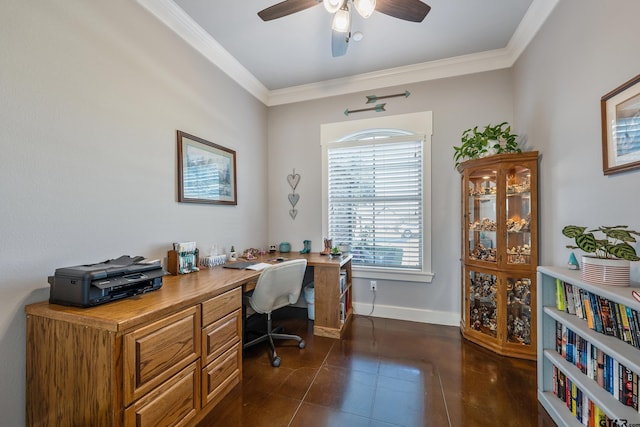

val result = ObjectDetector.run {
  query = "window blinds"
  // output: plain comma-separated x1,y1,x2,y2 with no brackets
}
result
327,136,423,269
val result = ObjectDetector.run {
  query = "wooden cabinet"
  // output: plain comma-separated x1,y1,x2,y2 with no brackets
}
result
26,273,244,427
537,267,640,426
25,253,351,426
313,255,353,339
124,306,200,405
199,289,242,409
458,151,539,360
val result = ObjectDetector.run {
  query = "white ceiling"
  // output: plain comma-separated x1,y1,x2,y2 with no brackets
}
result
136,0,558,105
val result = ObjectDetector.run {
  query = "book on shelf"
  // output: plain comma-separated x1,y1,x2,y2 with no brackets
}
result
553,320,640,411
599,297,615,336
552,363,629,426
556,279,566,311
555,280,640,352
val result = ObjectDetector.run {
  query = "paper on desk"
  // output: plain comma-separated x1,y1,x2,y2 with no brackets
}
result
246,263,272,271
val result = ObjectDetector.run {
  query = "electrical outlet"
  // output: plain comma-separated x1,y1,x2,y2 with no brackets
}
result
370,280,377,291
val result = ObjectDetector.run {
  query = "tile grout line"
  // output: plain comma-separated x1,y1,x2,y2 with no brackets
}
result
436,368,453,427
287,340,336,427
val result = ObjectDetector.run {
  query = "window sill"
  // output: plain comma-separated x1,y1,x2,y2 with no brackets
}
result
352,266,434,283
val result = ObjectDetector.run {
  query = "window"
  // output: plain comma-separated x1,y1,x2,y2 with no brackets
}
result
321,112,433,283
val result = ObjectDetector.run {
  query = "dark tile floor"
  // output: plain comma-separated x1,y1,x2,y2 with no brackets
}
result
199,308,557,427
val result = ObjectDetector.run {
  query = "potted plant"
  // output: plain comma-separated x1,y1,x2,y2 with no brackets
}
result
562,225,640,286
453,122,521,167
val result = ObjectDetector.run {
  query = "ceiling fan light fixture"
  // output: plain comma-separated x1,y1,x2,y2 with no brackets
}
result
332,5,351,33
354,0,376,19
324,0,342,14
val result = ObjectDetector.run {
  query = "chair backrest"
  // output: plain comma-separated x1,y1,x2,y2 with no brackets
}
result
248,259,307,314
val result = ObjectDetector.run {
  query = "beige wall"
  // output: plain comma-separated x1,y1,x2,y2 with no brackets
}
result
266,69,515,324
0,1,267,424
513,0,640,278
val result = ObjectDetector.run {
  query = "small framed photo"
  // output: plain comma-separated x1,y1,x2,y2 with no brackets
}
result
601,73,640,175
177,130,237,205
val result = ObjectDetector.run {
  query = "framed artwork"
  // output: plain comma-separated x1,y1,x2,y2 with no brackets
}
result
601,73,640,175
177,130,237,205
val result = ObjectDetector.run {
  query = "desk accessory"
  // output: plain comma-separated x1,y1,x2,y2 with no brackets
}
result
279,242,291,253
321,238,332,255
200,245,227,268
300,240,311,254
168,241,199,275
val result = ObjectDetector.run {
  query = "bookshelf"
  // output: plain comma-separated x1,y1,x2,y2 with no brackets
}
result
537,266,640,426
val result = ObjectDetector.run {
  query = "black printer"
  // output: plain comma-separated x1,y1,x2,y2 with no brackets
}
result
48,255,166,307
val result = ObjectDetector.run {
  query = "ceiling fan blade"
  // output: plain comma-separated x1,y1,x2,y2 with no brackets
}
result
258,0,320,21
331,30,349,57
376,0,431,23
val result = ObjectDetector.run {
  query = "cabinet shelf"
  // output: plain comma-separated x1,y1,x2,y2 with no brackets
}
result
538,391,584,427
538,266,640,426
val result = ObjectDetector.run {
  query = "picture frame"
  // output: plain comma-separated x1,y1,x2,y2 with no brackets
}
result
601,73,640,175
177,130,237,205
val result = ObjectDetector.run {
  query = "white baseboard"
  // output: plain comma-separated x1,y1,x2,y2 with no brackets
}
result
352,302,459,326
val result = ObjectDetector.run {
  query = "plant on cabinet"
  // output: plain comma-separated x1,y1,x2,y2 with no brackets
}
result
453,122,520,167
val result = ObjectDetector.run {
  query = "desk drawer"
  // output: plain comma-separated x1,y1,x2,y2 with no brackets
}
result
202,309,241,365
124,306,200,405
124,361,200,427
202,287,241,327
201,343,241,408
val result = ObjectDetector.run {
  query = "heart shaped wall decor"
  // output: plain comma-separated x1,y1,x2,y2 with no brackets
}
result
287,172,300,190
288,193,300,207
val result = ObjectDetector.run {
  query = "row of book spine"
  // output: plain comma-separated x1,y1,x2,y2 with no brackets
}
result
556,279,640,348
556,321,638,411
552,365,619,427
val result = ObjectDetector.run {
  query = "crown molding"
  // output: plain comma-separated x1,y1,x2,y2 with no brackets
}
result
267,48,514,106
135,0,270,104
137,0,558,107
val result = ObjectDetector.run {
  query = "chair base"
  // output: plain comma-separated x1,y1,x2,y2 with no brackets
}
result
243,312,305,367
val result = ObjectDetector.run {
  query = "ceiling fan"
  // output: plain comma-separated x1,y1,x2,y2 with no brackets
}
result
257,0,431,57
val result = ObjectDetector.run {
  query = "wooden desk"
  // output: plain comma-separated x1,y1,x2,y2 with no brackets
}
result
253,252,353,339
24,253,352,427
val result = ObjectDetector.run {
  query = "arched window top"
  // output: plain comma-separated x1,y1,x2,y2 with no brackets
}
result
337,128,416,143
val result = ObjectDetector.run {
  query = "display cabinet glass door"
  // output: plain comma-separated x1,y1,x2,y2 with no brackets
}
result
468,269,497,338
505,165,532,266
505,274,533,347
467,168,497,263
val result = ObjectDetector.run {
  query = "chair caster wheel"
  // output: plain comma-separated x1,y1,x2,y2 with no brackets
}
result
298,340,306,349
271,356,281,367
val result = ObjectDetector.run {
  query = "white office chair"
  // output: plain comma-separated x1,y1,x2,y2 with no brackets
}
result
243,259,307,367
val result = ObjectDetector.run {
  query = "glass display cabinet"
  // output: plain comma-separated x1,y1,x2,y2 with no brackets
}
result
458,151,539,360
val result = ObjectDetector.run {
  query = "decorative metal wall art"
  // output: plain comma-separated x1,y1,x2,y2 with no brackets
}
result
365,90,411,104
343,89,410,116
344,104,386,116
287,169,300,219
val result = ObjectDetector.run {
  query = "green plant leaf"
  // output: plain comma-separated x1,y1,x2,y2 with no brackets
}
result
575,233,597,253
562,225,587,238
604,228,637,243
609,243,640,261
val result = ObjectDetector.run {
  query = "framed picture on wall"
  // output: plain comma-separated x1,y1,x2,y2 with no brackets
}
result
177,130,237,205
601,73,640,175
